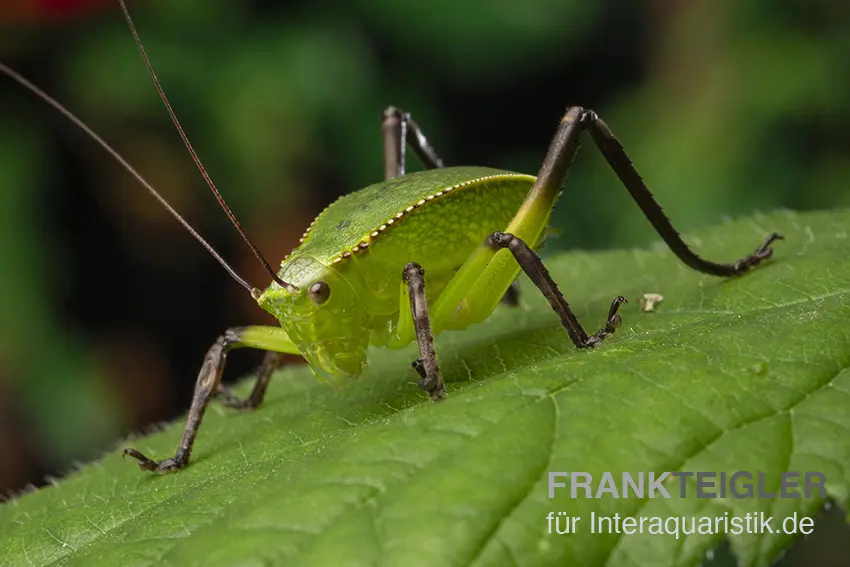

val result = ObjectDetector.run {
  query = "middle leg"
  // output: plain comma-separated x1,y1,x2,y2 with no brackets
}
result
488,232,627,348
403,262,446,401
382,106,445,179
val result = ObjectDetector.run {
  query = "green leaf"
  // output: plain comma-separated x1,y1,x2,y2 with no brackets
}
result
2,209,848,567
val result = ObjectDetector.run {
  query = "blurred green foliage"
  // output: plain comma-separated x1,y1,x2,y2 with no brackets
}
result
0,0,848,504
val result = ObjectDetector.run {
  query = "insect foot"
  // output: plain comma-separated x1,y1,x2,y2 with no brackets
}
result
122,448,187,473
732,232,784,274
411,358,446,400
215,387,257,410
583,296,628,348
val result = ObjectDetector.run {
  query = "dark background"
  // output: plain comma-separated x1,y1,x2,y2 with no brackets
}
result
0,0,848,563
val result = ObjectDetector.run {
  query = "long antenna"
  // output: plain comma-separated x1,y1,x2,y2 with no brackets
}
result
0,61,258,294
117,0,295,293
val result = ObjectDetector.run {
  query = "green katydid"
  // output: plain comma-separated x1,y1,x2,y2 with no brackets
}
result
1,0,783,474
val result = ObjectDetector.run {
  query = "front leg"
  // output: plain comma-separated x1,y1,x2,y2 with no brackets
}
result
488,232,627,348
216,351,286,410
123,330,237,473
123,325,300,473
403,262,446,400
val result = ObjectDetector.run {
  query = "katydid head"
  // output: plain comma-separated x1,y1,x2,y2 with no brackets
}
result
257,255,369,382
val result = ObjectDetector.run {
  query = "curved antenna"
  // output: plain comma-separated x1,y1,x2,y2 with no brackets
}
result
0,61,258,295
117,0,296,293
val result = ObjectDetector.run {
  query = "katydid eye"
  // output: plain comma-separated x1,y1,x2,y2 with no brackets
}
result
308,281,330,304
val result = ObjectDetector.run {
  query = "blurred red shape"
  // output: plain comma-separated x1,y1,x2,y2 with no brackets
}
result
1,0,113,24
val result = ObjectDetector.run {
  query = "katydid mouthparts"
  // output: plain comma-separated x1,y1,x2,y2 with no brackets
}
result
0,0,783,474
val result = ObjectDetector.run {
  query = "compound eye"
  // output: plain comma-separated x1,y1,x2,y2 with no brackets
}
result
308,281,330,305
